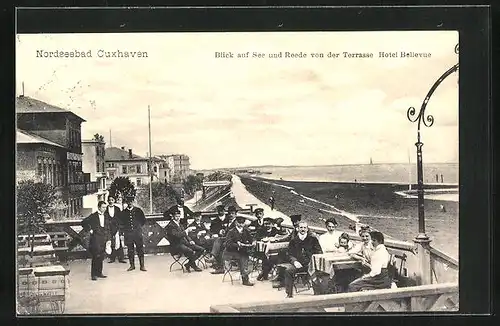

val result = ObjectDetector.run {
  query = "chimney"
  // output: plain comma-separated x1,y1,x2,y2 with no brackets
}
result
121,146,125,150
128,149,133,158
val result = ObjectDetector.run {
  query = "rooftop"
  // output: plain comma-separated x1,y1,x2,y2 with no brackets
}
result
16,129,66,149
63,254,294,314
16,96,86,122
105,147,147,162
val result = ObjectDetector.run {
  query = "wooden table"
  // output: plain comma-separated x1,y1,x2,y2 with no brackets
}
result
310,253,362,276
256,240,289,257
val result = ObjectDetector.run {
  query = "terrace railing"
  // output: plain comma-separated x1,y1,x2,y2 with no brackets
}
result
210,282,458,313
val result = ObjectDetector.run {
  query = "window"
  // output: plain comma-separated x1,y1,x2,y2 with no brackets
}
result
96,147,99,157
154,166,157,173
122,166,127,174
164,171,167,177
136,178,142,186
136,165,142,174
96,161,100,172
109,171,115,179
102,162,105,172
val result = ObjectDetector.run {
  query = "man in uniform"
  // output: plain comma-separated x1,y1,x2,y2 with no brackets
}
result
105,195,126,264
82,201,111,281
223,215,256,286
119,196,147,272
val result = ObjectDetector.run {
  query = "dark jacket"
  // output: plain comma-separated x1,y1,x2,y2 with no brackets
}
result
224,227,254,255
288,232,323,266
165,220,193,248
164,205,195,228
118,206,146,233
105,205,122,236
210,216,230,236
82,212,112,255
188,221,215,245
255,227,279,240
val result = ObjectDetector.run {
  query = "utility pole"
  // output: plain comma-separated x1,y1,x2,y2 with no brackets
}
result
148,105,153,214
109,129,112,148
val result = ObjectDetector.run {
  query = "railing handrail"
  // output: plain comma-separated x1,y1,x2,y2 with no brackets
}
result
429,246,458,270
210,282,458,313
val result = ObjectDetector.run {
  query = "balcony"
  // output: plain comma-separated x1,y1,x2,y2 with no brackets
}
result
69,181,99,197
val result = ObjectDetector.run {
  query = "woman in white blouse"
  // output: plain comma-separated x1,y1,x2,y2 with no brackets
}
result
318,218,343,253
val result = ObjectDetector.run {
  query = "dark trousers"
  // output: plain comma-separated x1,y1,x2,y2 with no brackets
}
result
284,264,309,296
223,250,250,280
124,230,144,261
257,253,276,277
197,237,216,252
91,252,104,278
348,269,391,292
173,243,204,265
108,235,125,262
211,237,226,268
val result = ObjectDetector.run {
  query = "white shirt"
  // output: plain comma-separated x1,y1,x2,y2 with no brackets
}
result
297,232,307,241
350,242,374,261
178,206,185,220
368,244,390,277
108,206,116,217
98,213,105,227
319,231,343,253
236,226,244,234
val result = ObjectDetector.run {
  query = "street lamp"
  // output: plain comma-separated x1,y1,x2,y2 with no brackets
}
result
406,44,459,284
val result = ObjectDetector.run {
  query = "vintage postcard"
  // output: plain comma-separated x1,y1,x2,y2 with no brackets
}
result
16,31,459,314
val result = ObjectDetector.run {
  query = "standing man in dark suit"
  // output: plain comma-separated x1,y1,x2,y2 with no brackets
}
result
82,201,112,281
164,195,196,228
223,215,256,286
283,221,323,298
209,205,230,274
119,196,147,272
166,209,204,272
105,195,126,264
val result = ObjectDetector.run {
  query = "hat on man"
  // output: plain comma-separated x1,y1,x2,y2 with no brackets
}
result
201,215,212,223
171,208,181,215
227,205,237,213
216,204,225,213
124,196,135,203
325,217,338,226
254,208,264,214
263,217,274,224
235,215,246,223
290,214,302,223
193,211,202,217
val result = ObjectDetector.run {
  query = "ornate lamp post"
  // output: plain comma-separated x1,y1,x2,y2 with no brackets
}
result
407,44,459,284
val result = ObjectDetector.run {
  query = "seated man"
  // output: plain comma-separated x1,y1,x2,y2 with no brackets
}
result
191,215,217,252
165,209,204,272
164,195,195,228
223,215,256,286
255,217,280,281
226,205,238,230
209,205,231,274
273,217,291,237
248,208,265,236
283,221,323,298
348,231,391,292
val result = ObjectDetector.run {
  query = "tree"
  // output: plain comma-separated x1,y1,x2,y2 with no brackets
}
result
17,180,66,262
109,177,136,200
136,182,178,214
93,133,104,142
182,174,203,197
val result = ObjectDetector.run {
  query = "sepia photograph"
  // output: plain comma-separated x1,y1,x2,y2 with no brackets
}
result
16,30,459,314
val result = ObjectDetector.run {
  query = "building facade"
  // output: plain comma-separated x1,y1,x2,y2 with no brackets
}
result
106,147,154,188
82,138,108,214
16,96,98,218
157,154,191,182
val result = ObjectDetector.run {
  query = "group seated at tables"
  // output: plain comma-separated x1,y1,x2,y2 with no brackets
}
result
161,203,395,293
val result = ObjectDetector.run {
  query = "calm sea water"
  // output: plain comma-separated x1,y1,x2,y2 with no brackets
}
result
249,163,459,258
257,163,459,185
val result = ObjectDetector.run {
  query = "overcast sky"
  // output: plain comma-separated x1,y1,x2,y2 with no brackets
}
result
16,31,458,170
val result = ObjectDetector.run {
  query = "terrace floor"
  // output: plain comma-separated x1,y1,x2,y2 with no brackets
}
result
64,254,313,314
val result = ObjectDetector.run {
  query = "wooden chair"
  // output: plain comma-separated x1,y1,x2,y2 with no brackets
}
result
222,257,241,285
293,271,312,294
169,251,189,273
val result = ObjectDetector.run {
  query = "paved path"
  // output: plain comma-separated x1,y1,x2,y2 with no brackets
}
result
64,255,301,314
230,175,292,225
